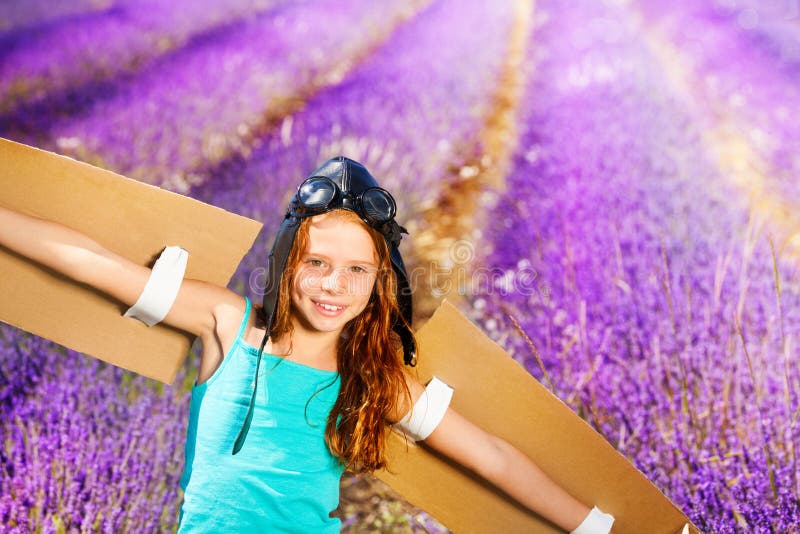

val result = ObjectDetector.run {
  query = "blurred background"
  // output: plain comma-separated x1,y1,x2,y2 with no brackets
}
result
1,0,799,531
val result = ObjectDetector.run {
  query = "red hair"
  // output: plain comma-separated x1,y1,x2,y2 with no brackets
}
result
266,209,414,472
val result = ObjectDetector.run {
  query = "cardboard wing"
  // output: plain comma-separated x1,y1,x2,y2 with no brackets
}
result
377,300,700,534
0,138,263,384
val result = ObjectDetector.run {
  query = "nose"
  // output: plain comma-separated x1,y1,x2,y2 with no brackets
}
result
321,267,346,294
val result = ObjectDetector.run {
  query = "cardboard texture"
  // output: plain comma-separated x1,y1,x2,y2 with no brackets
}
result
0,138,262,384
377,300,700,534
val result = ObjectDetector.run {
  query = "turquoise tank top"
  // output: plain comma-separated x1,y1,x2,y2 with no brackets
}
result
178,297,344,533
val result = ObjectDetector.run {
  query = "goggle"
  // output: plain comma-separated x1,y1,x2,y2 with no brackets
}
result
290,176,397,227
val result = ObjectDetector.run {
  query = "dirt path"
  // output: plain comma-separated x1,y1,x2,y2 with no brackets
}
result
408,0,535,323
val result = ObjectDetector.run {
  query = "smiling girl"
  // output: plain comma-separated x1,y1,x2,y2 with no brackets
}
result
0,157,615,533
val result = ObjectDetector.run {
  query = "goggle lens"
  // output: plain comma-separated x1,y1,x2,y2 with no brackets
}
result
298,178,336,209
361,188,395,223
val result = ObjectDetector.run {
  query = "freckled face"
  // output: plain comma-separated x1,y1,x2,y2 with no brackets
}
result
290,213,379,335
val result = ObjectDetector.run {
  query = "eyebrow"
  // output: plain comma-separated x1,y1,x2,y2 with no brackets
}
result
304,252,377,266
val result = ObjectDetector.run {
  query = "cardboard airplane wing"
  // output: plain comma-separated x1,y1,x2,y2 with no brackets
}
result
377,300,699,534
0,138,263,384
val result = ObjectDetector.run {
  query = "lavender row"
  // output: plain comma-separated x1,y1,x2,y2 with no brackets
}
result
470,0,799,531
0,0,114,33
0,0,285,114
2,0,422,187
637,0,800,207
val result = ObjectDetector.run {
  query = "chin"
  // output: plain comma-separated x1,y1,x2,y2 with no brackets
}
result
306,315,349,333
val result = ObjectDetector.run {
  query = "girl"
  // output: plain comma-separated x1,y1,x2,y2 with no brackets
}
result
0,156,615,533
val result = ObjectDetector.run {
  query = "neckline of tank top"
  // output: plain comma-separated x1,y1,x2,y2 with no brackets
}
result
237,338,339,375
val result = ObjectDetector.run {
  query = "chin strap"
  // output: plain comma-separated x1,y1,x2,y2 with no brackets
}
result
232,332,268,455
390,244,416,366
397,324,417,366
233,215,299,455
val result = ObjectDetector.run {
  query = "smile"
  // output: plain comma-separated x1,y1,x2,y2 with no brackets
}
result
312,300,346,313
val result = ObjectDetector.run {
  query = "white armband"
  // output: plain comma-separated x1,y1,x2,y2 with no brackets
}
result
570,506,615,534
393,376,453,442
123,246,188,327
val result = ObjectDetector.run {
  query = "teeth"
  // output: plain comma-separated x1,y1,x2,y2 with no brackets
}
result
316,301,343,311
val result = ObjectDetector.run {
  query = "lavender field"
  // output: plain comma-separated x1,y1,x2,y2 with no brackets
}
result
1,0,798,532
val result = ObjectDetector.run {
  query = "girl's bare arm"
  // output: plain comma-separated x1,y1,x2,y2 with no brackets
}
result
421,405,594,531
389,376,603,531
0,206,241,337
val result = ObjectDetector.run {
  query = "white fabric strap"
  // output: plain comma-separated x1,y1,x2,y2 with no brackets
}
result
123,246,188,327
393,376,454,442
570,506,615,534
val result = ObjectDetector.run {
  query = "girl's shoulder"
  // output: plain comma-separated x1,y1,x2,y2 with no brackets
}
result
209,294,267,347
386,372,427,424
167,279,242,337
196,293,264,385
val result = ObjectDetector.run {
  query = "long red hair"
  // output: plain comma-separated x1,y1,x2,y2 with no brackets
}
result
265,209,414,472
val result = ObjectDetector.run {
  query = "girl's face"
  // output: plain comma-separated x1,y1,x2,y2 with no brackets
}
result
290,212,379,335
